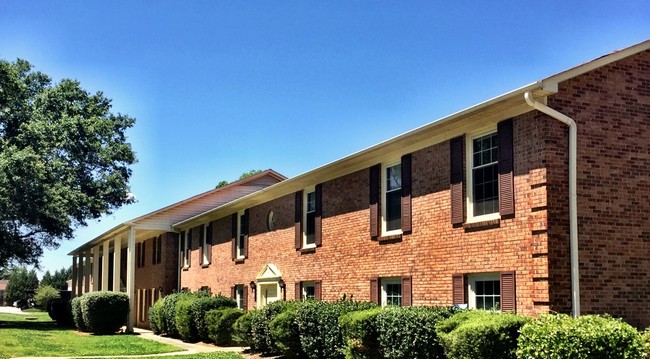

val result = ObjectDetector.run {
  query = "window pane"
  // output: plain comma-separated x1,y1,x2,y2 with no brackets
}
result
307,192,316,213
386,190,401,231
304,285,315,300
387,165,401,191
306,212,316,245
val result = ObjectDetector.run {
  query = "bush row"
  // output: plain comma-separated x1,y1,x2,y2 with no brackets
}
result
148,290,239,343
238,301,648,359
71,291,129,334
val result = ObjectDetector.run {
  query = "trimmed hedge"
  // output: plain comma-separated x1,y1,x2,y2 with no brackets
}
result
232,311,254,345
296,299,378,359
339,307,382,359
250,300,296,354
149,298,164,334
269,302,304,359
206,308,245,345
160,291,192,337
47,297,74,327
517,314,645,359
437,310,528,359
377,306,458,359
80,291,129,334
71,296,88,332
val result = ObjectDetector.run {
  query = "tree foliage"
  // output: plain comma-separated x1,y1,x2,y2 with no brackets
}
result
40,266,72,290
0,58,137,267
215,169,262,188
4,266,39,304
34,284,60,307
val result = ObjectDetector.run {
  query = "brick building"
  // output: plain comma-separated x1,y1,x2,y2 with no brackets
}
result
71,40,650,329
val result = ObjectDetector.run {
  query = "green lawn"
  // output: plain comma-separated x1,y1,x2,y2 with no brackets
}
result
0,311,182,359
106,354,243,359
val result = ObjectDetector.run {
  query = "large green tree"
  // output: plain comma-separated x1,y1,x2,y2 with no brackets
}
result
0,59,137,267
4,267,39,305
40,266,72,290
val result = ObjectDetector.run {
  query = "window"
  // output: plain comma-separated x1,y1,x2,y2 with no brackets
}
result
201,224,211,266
235,285,245,309
468,273,500,310
383,163,402,233
381,278,402,307
237,211,247,259
304,189,316,247
295,280,322,301
152,235,162,265
136,242,146,268
471,132,499,217
180,230,190,268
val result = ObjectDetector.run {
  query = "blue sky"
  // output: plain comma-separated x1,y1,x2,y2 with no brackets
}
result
1,1,648,276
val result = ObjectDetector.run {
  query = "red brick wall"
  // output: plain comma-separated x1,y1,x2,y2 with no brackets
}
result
179,49,650,327
546,49,650,328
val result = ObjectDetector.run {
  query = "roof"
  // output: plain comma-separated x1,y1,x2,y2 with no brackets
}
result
69,169,286,255
173,39,650,229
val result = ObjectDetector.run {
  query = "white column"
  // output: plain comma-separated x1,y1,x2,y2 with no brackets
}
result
113,237,122,292
76,255,83,297
71,255,78,297
126,227,136,332
92,245,100,291
102,240,110,291
84,252,91,293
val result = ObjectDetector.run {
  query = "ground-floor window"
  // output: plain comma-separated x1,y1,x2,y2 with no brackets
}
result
468,273,501,310
381,278,402,307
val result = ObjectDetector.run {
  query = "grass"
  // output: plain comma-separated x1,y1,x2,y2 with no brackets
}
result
0,311,182,359
105,354,243,359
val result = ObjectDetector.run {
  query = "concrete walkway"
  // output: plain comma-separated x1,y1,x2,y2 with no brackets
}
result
0,305,30,315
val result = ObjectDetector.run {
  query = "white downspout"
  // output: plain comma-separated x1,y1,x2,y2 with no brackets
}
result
524,91,580,317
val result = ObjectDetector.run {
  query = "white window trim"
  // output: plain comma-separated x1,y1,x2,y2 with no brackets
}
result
381,161,403,236
380,277,401,307
302,281,315,300
236,210,246,259
303,187,317,249
201,224,211,266
235,284,245,309
466,128,501,223
468,272,500,310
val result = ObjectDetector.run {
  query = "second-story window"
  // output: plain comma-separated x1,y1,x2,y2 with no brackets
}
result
201,224,211,266
304,189,316,247
471,132,499,218
237,211,247,259
383,163,402,233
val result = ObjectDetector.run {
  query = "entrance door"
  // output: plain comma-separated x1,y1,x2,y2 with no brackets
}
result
260,283,279,306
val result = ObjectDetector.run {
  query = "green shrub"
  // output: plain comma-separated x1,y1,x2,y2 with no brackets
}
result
195,295,237,341
250,300,297,354
160,291,191,337
296,298,378,359
642,328,650,358
149,298,164,334
269,302,304,359
48,297,74,327
206,308,245,345
436,310,528,359
80,291,129,334
377,306,459,359
175,297,197,342
339,307,383,359
34,285,60,308
517,314,645,359
71,296,88,332
233,311,254,345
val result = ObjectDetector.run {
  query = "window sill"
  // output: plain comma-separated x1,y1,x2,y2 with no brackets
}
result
463,219,500,232
201,263,210,268
300,247,316,255
378,234,402,244
182,266,190,271
234,258,245,264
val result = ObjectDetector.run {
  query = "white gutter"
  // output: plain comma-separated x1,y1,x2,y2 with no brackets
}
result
524,90,580,317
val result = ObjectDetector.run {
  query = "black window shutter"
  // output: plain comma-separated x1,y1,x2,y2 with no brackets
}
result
295,191,303,250
370,277,379,304
199,224,204,263
136,243,141,268
186,230,191,267
295,282,302,301
500,271,516,313
231,214,237,260
314,184,323,246
179,231,185,268
369,164,381,239
450,136,465,225
157,235,162,264
401,154,412,233
498,119,515,216
141,240,146,267
243,209,250,259
206,222,213,245
452,274,466,305
401,276,412,306
315,280,322,301
151,237,157,265
231,286,236,300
